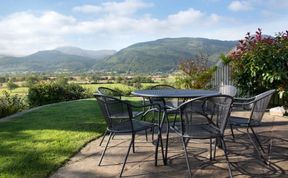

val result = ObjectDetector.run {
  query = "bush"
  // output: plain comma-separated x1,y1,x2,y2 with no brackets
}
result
228,29,288,96
28,81,88,107
7,80,19,90
0,91,26,118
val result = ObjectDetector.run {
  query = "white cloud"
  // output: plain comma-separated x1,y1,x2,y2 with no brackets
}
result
73,0,153,16
167,8,203,26
0,11,75,55
228,1,253,11
0,7,224,56
73,5,102,14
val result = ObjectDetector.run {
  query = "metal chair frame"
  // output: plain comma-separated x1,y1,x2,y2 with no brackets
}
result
229,89,275,164
157,94,234,178
94,94,162,177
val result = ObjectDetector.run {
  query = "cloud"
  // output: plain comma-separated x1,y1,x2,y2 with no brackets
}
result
228,1,253,11
73,5,102,14
0,11,75,55
73,0,153,16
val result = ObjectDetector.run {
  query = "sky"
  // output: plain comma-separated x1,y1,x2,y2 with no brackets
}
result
0,0,287,56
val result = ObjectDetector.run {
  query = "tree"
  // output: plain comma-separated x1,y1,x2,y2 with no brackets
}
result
175,55,216,89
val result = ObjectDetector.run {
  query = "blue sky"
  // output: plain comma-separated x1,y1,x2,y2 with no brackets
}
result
0,0,287,56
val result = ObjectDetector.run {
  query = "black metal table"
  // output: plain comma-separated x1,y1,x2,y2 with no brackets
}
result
132,89,219,98
132,89,220,165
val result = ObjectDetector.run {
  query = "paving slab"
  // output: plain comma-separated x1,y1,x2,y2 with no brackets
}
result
50,112,288,178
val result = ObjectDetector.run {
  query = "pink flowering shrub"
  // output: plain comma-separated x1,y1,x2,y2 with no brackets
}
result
228,28,288,97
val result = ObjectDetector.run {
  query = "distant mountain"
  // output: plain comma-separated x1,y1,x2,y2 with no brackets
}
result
0,38,237,74
55,46,116,59
0,48,114,73
94,38,237,73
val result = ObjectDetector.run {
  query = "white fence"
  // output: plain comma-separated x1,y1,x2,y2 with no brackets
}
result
211,61,233,89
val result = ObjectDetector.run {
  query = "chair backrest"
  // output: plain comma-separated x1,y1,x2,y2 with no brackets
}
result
249,89,275,124
150,84,176,90
94,94,132,131
97,87,122,99
179,95,233,135
149,84,178,108
219,85,237,97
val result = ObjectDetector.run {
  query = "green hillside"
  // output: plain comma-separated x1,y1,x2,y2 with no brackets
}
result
0,50,112,73
94,38,236,73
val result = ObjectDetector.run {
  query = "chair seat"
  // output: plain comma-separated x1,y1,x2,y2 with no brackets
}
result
110,111,143,119
111,119,154,133
172,124,221,139
229,116,260,127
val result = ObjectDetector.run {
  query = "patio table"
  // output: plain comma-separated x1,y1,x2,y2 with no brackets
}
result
131,89,220,165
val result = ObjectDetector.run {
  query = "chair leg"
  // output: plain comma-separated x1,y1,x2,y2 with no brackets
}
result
267,138,273,166
112,132,116,139
132,133,136,153
250,127,265,153
209,138,213,161
99,130,108,146
151,126,154,141
213,138,217,160
230,124,235,141
181,137,192,178
119,134,134,177
164,115,170,165
247,127,268,164
220,136,233,178
98,132,113,166
155,126,165,166
145,130,148,141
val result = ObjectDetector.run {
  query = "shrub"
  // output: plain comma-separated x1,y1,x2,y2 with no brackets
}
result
0,91,26,118
228,29,288,96
7,80,19,90
28,81,88,107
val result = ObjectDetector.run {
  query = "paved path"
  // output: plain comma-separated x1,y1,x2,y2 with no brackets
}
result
51,112,288,178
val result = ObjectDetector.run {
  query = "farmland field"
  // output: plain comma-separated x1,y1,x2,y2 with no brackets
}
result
0,83,159,96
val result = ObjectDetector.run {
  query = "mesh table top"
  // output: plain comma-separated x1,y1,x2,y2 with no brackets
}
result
132,89,219,98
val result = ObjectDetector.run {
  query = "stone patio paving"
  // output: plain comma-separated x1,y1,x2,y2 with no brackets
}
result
51,112,288,178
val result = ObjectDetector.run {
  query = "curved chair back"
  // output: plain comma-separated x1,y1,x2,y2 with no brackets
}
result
150,84,176,90
97,87,122,99
249,89,275,124
178,95,233,135
149,84,178,108
94,94,132,132
219,85,237,97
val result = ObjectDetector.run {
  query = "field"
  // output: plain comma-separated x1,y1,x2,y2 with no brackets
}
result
0,83,159,96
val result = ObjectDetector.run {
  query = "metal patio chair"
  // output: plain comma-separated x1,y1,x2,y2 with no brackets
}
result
97,87,122,99
219,84,237,97
94,94,161,177
168,94,234,178
229,89,275,163
97,87,124,146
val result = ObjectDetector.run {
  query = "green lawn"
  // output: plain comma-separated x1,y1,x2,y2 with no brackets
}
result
0,99,106,178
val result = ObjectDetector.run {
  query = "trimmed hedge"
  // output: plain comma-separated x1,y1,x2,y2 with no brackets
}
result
28,82,88,107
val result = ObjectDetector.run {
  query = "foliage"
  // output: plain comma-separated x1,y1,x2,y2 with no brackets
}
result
0,99,107,178
228,29,288,96
219,53,231,65
0,91,26,118
28,81,88,107
6,80,19,90
23,75,41,87
175,55,216,89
